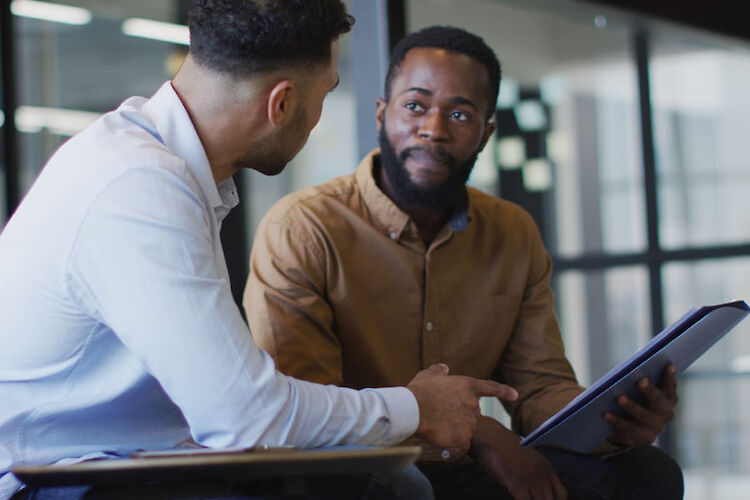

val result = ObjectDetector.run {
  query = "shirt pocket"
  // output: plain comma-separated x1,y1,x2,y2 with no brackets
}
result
449,293,522,379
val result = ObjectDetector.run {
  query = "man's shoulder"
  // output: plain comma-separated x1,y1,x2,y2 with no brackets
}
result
64,109,197,189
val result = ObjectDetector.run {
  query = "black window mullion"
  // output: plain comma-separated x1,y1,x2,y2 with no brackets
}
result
634,28,664,338
1,0,19,220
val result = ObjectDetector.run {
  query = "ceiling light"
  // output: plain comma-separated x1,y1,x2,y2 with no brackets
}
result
122,18,189,46
10,0,92,25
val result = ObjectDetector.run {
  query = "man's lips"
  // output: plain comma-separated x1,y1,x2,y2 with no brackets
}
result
401,148,454,168
402,151,455,185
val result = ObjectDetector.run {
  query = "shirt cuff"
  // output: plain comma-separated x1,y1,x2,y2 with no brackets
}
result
371,386,420,444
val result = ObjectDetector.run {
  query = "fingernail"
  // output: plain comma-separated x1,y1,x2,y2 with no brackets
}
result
640,379,649,388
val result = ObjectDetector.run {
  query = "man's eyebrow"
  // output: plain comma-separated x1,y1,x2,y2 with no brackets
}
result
403,87,479,111
405,86,432,96
450,96,479,111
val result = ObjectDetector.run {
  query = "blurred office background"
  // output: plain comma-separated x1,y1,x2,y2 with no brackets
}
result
1,0,749,497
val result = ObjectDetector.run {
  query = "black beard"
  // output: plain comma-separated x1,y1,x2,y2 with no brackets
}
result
378,124,478,211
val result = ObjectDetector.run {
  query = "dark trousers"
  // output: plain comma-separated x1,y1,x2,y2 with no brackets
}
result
418,445,684,500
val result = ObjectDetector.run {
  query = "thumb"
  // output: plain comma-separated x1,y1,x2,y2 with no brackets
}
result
426,363,450,376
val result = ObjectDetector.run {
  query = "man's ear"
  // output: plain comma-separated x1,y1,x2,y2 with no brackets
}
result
375,98,387,132
267,79,295,127
478,121,496,151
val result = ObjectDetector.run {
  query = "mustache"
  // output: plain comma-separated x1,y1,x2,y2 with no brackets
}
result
398,145,456,165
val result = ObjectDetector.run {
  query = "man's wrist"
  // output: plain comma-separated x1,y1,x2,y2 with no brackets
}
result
368,386,420,443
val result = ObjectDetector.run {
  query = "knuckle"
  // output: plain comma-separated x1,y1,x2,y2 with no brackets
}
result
463,395,478,409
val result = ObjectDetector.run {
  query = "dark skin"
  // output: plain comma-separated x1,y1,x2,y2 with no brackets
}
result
375,47,680,499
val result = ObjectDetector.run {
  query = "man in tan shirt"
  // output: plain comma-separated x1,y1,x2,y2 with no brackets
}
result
245,26,683,499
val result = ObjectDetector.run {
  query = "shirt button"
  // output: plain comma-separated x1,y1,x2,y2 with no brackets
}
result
389,231,397,240
426,321,434,331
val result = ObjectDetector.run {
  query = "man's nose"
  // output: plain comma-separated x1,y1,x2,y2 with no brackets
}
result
418,111,449,142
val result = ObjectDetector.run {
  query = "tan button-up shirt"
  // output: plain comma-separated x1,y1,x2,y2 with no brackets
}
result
245,150,584,437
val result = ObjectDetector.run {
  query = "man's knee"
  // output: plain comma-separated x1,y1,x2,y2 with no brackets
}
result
608,445,684,500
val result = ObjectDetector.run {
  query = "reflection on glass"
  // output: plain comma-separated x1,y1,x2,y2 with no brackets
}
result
557,266,650,386
652,41,750,249
14,3,180,196
11,0,93,25
121,18,189,45
663,258,750,486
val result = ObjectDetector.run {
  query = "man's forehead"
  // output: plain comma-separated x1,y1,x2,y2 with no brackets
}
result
392,47,491,99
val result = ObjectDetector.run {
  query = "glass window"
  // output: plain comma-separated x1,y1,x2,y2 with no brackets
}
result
13,0,185,196
663,258,750,496
557,266,650,385
651,36,750,249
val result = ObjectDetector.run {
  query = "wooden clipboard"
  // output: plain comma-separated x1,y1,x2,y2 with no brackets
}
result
12,446,422,487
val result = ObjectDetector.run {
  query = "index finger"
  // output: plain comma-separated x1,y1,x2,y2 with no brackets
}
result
471,379,518,402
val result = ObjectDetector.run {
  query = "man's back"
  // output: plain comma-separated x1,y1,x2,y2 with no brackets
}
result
0,87,204,495
0,87,204,496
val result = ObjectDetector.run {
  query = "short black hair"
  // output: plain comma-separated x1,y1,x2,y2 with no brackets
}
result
385,26,501,118
189,0,354,76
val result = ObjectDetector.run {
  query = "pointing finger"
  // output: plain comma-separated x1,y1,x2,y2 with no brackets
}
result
472,379,518,401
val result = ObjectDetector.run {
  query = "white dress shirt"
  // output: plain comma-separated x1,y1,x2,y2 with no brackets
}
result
0,82,419,499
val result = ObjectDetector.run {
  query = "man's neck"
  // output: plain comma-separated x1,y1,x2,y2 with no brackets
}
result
171,56,267,184
405,205,449,248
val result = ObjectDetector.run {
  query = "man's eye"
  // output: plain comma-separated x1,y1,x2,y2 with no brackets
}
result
405,102,424,113
451,110,469,121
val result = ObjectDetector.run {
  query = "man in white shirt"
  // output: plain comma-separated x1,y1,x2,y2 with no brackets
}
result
0,1,517,498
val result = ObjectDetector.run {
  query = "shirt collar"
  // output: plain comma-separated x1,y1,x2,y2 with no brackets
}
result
355,148,472,241
140,81,239,221
448,188,471,232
